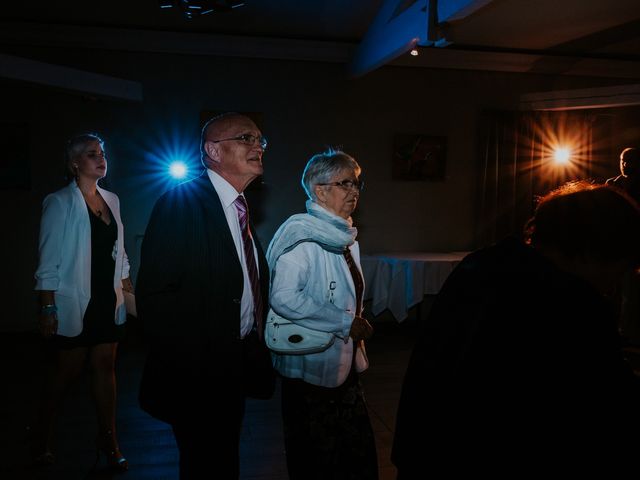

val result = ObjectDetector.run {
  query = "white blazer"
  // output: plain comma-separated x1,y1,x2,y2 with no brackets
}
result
269,241,369,388
34,182,130,337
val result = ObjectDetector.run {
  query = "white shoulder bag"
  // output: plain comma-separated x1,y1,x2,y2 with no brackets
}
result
266,240,338,355
265,309,336,355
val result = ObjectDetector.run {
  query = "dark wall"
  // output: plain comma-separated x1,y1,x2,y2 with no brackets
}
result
1,45,638,331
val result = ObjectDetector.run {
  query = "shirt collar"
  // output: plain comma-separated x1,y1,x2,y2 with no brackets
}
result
206,168,244,208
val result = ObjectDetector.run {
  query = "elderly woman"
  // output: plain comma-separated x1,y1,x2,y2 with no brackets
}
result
266,148,378,480
33,133,131,470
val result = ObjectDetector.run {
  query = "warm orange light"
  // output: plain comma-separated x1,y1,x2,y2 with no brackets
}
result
553,147,571,164
508,112,606,194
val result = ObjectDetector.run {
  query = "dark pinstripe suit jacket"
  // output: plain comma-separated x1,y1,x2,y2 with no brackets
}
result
136,172,273,424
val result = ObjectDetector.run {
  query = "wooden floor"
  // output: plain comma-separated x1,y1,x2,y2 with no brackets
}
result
0,310,419,480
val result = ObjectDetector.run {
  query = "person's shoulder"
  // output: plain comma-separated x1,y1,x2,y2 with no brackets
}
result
277,241,321,268
155,174,211,208
606,175,624,186
54,182,75,195
282,212,312,227
455,237,541,280
44,182,75,202
271,212,311,238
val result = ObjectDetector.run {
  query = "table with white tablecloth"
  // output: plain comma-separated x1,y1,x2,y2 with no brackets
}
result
360,252,470,322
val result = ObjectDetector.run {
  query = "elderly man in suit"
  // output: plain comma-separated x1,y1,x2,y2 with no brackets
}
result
136,112,275,479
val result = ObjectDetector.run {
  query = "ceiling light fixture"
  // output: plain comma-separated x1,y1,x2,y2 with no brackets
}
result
158,0,246,19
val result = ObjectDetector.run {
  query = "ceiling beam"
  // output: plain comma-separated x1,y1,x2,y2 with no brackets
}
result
0,21,353,64
349,0,496,77
348,0,430,78
2,17,639,81
437,0,494,22
0,53,143,101
390,46,640,79
519,83,640,110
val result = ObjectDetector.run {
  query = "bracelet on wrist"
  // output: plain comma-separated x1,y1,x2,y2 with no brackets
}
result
41,304,58,315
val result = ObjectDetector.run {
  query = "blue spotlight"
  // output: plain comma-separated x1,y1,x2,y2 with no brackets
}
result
169,161,188,179
133,120,199,194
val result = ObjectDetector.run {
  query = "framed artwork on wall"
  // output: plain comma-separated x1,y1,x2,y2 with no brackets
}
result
392,134,446,181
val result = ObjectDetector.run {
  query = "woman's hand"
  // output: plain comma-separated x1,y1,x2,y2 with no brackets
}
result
349,315,374,342
39,312,58,337
38,291,57,337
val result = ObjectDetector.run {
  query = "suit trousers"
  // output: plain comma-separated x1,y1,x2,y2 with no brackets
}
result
172,403,244,480
169,329,273,479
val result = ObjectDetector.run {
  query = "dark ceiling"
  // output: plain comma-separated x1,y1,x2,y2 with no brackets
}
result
0,0,384,43
1,0,640,79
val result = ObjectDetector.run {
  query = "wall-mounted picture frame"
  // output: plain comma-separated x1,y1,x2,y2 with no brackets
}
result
392,134,446,181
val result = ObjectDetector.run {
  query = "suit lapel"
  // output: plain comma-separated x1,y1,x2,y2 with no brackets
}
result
192,174,239,260
193,173,268,299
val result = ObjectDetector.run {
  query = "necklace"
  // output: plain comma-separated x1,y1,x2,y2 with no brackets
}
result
80,188,102,218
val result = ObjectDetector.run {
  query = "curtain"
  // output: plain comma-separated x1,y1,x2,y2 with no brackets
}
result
475,110,595,248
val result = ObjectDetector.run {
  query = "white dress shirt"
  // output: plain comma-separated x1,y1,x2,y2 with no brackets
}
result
207,169,260,338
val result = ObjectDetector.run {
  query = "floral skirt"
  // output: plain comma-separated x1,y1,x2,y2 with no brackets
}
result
280,367,379,480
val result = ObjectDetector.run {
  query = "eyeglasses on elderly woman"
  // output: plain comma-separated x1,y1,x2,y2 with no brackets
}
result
316,179,364,192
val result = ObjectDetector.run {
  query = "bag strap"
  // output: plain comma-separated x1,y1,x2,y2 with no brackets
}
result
269,239,337,296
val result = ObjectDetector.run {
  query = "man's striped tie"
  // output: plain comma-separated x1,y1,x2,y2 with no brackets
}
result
234,195,263,339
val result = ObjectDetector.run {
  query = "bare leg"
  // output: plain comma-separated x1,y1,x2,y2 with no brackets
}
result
90,343,118,434
34,347,88,459
90,342,128,470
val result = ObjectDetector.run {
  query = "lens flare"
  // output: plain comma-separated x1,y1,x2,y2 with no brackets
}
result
169,161,188,179
553,147,571,164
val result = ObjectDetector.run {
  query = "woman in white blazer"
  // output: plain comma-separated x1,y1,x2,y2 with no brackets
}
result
32,133,131,471
266,149,378,480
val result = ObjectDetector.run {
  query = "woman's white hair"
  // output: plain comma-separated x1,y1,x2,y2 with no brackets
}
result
301,148,361,200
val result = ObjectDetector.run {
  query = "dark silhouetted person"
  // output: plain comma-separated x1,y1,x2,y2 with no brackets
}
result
392,181,640,477
136,113,275,479
606,147,640,204
607,147,640,345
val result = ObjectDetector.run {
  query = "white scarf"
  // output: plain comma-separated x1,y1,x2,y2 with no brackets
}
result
266,200,358,278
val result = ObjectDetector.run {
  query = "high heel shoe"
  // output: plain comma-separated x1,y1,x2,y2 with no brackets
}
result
33,450,55,467
94,430,129,472
28,426,55,467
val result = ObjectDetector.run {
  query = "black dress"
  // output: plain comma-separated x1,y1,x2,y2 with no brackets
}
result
52,204,125,349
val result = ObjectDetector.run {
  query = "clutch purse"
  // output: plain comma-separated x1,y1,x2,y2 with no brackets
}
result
265,309,335,355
